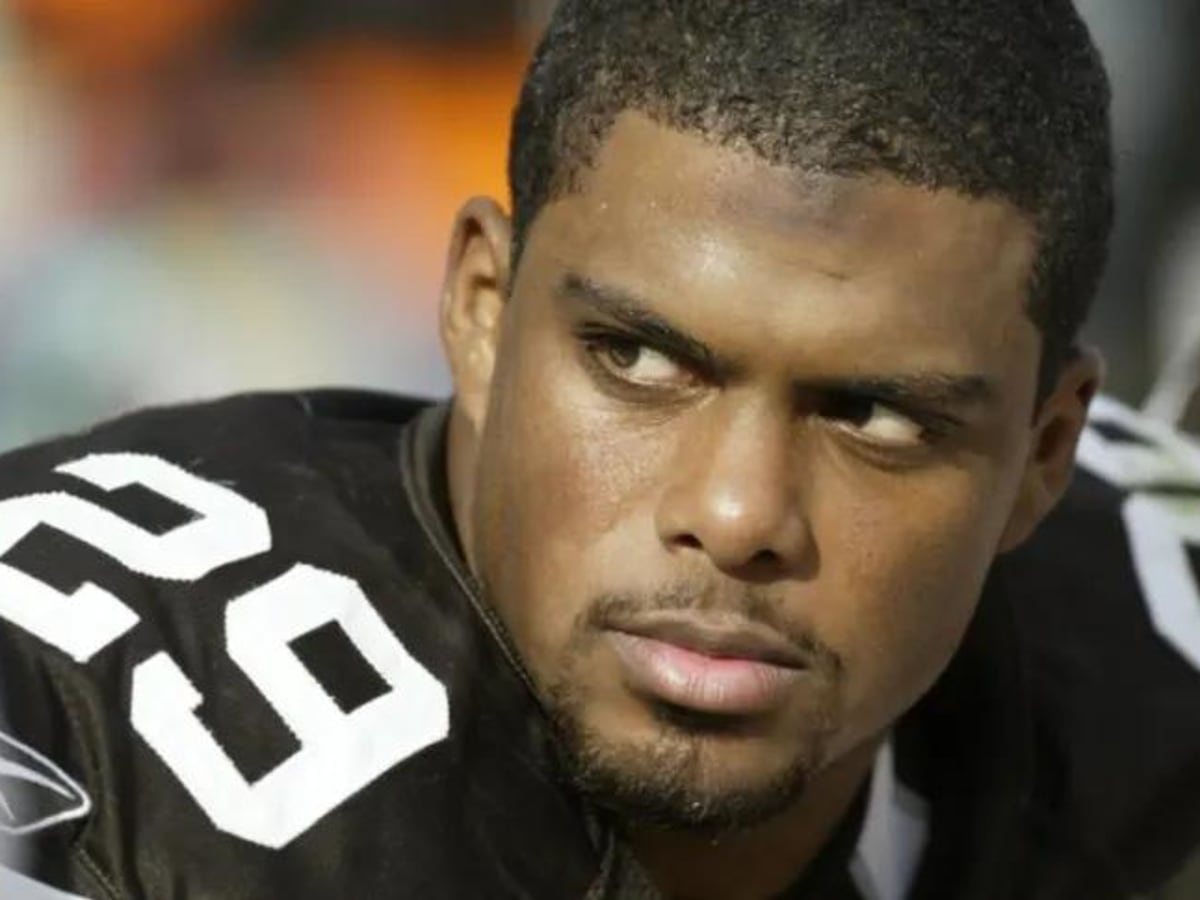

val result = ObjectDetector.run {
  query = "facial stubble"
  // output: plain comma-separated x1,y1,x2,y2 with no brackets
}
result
541,589,845,833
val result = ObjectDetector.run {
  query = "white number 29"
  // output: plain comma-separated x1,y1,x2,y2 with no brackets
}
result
1079,397,1200,672
0,453,449,849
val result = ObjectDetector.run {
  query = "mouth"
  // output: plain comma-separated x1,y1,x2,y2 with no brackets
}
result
604,614,811,717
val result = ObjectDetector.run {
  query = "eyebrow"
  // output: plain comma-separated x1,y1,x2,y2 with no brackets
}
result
557,272,722,373
555,272,998,410
817,373,997,411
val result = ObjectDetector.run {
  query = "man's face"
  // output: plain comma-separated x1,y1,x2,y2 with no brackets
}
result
446,112,1067,829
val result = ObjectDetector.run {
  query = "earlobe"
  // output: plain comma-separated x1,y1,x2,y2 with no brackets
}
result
998,347,1104,553
439,197,514,429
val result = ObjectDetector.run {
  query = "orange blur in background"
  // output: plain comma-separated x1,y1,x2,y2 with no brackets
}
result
0,0,533,446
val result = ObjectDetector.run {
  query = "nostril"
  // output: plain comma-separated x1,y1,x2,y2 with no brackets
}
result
676,533,703,550
750,548,781,568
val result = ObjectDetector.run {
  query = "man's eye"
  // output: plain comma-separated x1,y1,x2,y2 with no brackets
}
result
824,395,926,447
591,338,691,388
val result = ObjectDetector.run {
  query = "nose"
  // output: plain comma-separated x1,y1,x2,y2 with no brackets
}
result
654,401,814,579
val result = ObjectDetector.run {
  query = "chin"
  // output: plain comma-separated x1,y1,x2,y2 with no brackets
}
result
550,699,829,832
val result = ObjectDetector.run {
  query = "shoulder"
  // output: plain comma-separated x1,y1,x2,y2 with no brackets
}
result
0,389,434,843
1011,394,1200,689
0,388,434,666
996,396,1200,894
0,388,431,475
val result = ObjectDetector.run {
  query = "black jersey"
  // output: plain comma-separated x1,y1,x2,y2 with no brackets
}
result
0,391,605,899
0,390,1197,900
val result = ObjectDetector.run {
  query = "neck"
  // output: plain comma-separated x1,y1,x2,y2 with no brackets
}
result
445,403,480,572
629,737,881,900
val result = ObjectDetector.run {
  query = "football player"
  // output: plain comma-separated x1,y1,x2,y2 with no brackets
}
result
2,1,1200,898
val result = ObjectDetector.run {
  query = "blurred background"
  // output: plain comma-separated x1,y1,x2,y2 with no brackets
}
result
0,0,1194,448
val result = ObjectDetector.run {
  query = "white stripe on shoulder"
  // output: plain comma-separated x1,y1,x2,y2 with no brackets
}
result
849,739,930,900
0,863,95,899
1078,394,1200,491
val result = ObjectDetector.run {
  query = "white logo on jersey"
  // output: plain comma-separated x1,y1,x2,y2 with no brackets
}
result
0,730,90,836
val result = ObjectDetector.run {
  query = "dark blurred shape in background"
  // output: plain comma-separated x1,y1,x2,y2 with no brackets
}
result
0,0,1194,448
244,0,517,45
1077,0,1200,432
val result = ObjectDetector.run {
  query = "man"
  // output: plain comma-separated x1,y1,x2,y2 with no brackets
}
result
1,1,1198,898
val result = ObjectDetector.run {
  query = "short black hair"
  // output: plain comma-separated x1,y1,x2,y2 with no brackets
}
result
508,0,1113,394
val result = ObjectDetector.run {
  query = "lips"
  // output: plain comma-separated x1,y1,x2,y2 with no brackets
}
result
604,615,810,716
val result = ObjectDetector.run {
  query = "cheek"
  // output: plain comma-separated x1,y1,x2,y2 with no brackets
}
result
475,336,669,681
811,463,1014,740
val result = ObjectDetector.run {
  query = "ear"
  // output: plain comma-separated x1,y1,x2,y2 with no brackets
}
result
998,347,1104,553
439,197,513,431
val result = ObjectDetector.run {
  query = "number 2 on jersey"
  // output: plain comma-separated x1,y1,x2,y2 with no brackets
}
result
0,453,270,662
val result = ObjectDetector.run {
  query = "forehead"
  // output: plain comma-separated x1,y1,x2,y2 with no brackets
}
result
523,112,1040,383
